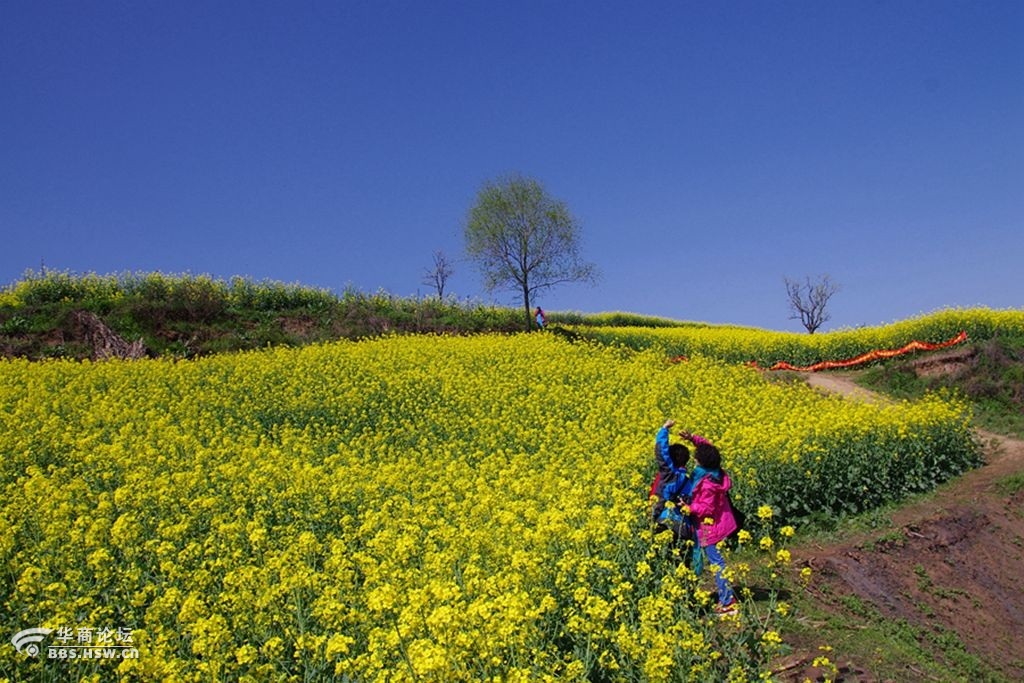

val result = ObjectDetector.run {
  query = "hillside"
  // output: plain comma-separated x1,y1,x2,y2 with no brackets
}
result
777,371,1024,682
3,272,1022,680
0,272,527,359
0,271,695,360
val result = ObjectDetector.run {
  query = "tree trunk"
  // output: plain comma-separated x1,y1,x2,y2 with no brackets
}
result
522,284,532,331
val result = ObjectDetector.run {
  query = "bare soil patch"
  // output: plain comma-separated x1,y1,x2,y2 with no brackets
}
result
777,372,1024,682
908,347,979,378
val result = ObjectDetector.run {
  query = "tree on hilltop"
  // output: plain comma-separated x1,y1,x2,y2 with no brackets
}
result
785,274,840,334
422,250,454,298
464,174,597,331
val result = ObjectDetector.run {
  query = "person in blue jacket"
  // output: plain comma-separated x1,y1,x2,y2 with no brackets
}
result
650,419,694,539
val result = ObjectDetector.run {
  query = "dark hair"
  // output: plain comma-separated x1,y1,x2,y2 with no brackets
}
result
694,443,721,470
668,444,690,468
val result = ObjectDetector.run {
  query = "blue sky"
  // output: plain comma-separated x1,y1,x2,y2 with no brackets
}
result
2,1,1021,332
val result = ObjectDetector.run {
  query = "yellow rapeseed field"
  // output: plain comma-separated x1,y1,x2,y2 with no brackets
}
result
0,333,977,681
579,307,1024,367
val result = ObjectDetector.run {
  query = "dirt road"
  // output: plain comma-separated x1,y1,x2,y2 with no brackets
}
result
781,373,1024,682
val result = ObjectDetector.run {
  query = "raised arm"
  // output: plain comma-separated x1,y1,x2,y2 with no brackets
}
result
678,430,711,447
656,420,675,469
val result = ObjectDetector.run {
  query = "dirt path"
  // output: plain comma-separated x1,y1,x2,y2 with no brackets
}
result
779,372,1024,682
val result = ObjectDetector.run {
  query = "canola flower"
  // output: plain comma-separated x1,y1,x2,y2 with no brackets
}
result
578,307,1024,368
0,333,978,681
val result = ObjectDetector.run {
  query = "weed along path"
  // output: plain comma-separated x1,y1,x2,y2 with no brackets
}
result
779,372,1024,682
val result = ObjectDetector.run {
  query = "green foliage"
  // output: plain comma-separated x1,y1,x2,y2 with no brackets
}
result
996,471,1024,497
227,275,337,313
0,315,29,335
464,174,597,329
0,271,536,359
549,310,700,328
748,409,980,522
4,270,1022,377
859,335,1024,438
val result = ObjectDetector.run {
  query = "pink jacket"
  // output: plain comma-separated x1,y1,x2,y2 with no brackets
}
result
688,470,738,547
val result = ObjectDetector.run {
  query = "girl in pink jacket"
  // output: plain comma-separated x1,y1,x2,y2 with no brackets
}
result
687,438,739,616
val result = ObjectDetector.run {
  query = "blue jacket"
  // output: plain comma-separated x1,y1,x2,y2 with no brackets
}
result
651,426,692,521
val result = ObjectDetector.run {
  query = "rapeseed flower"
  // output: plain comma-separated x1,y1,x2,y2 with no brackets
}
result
0,330,980,680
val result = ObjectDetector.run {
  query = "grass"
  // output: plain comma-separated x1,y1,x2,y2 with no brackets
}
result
857,335,1024,439
775,515,1011,683
0,271,516,358
0,270,704,360
778,581,993,682
996,471,1024,497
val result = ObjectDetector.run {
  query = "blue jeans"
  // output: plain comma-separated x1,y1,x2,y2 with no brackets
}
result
703,543,735,606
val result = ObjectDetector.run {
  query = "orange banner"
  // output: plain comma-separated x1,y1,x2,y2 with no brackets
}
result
749,330,968,372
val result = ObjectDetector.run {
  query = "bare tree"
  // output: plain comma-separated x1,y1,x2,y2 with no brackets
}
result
422,250,454,298
785,274,840,334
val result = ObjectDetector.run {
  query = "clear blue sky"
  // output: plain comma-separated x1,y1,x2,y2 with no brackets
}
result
2,1,1021,332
